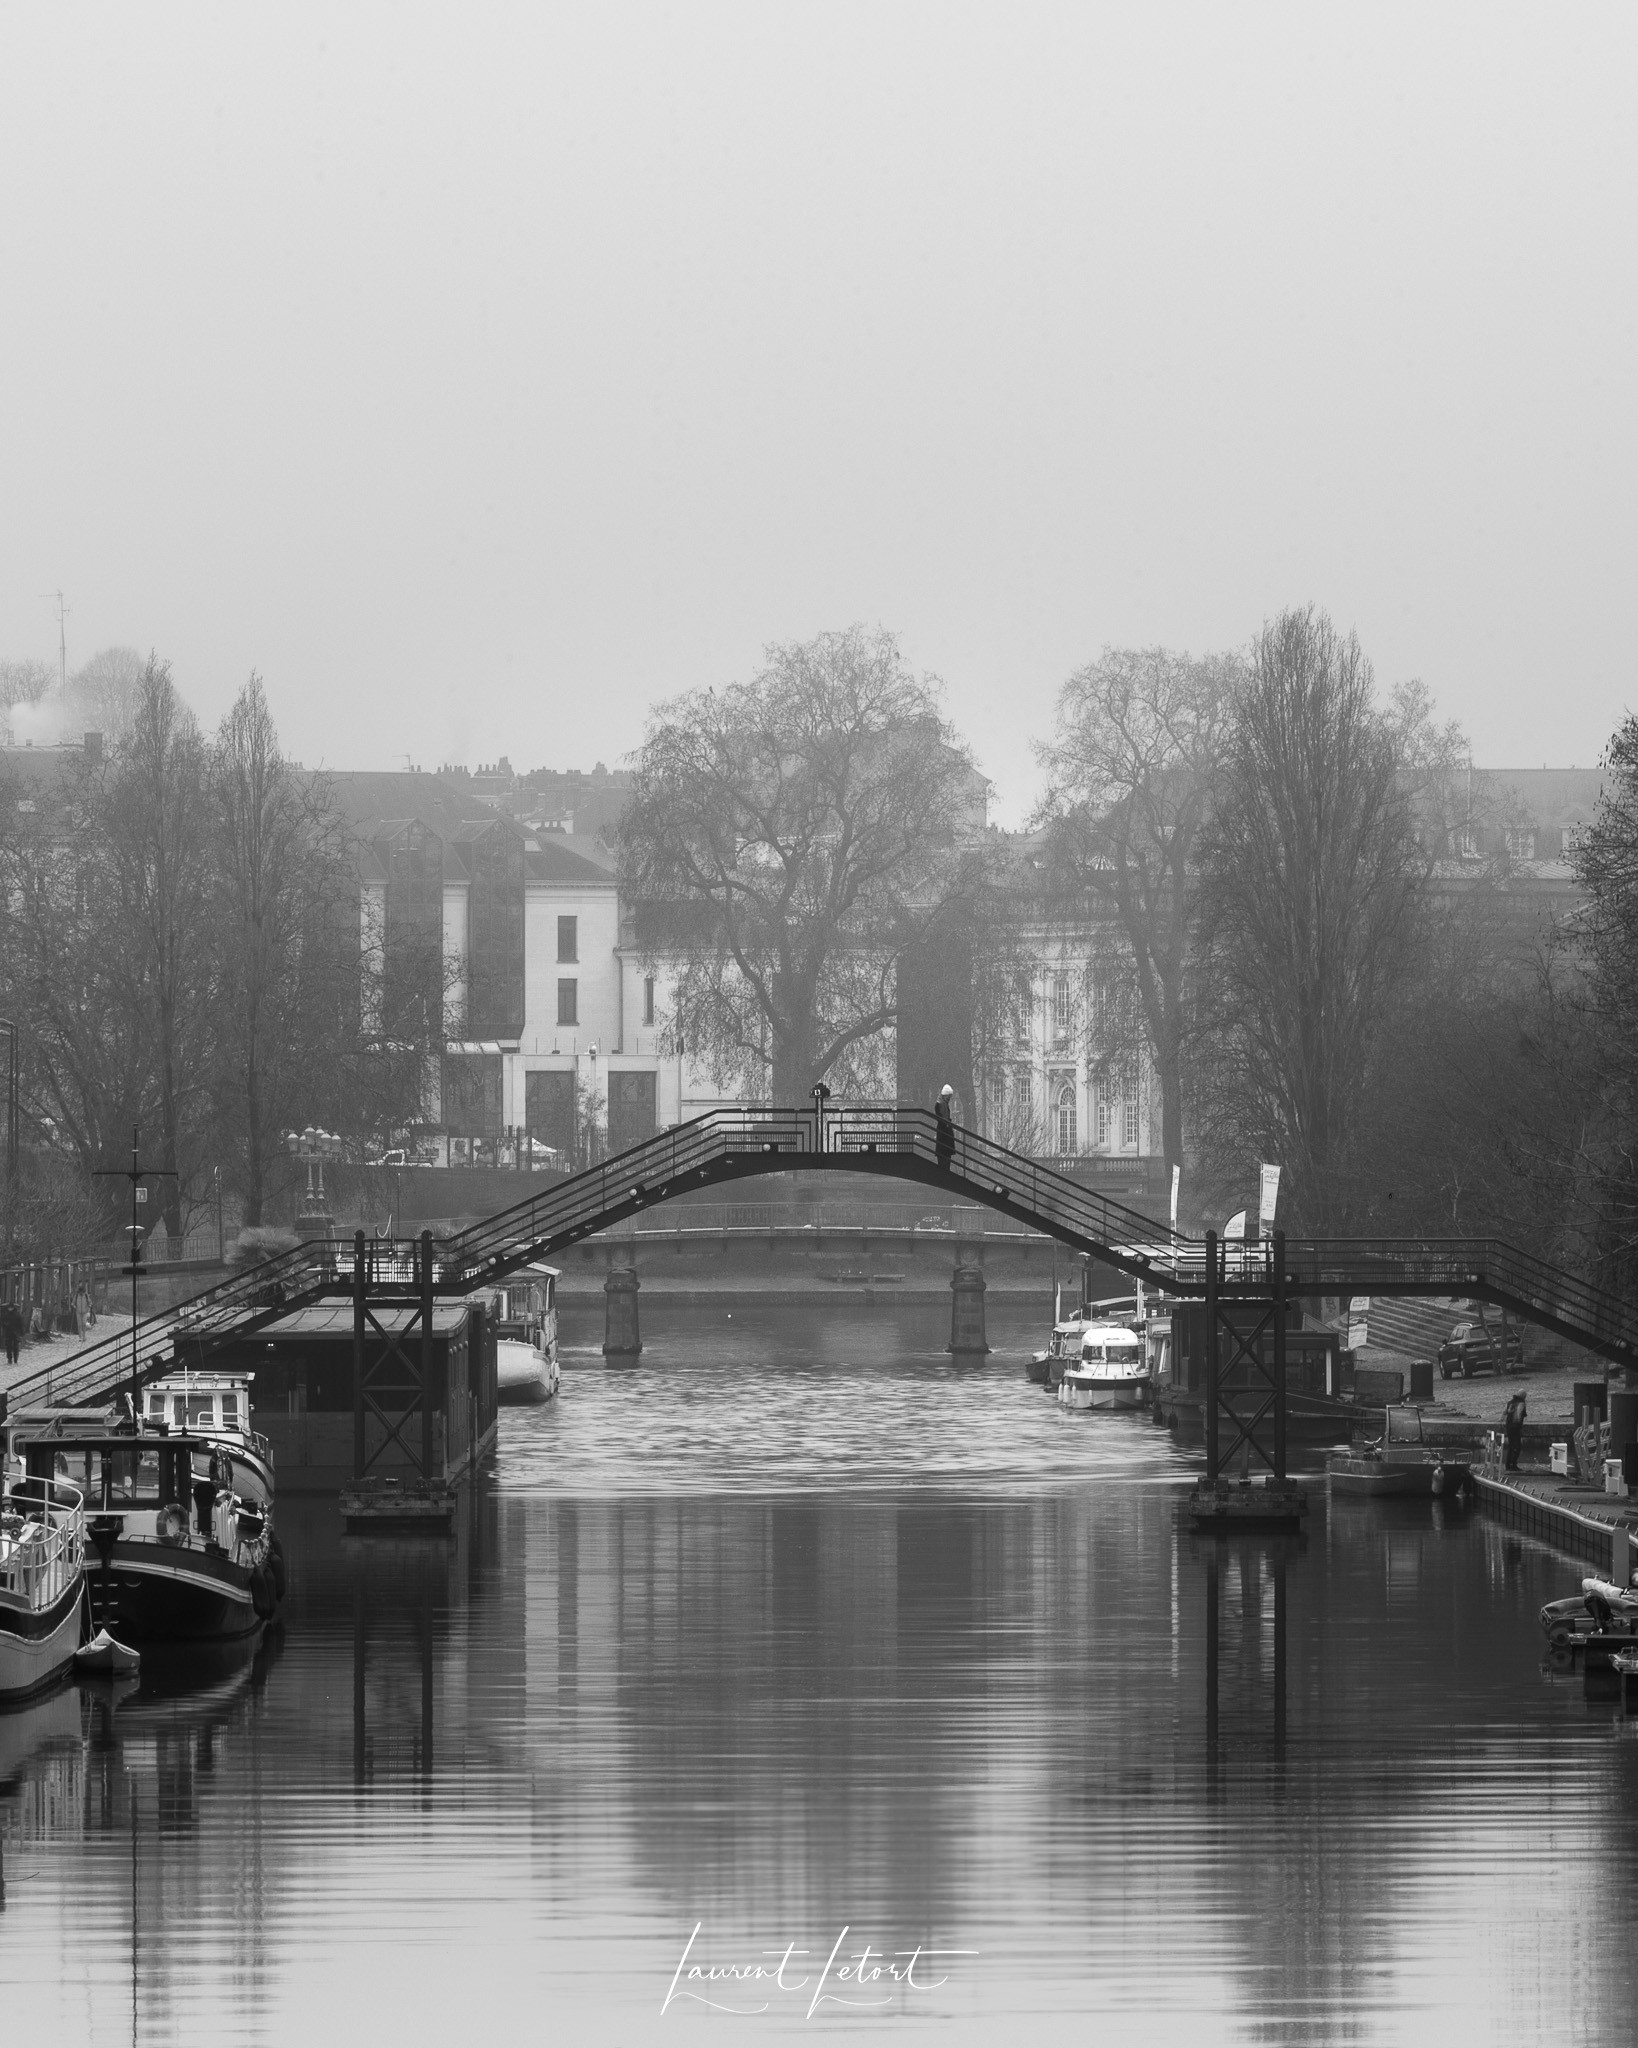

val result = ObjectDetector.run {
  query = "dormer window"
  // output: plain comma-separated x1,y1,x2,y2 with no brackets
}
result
1505,828,1537,861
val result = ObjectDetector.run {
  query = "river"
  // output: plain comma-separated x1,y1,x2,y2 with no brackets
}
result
1,1299,1634,2044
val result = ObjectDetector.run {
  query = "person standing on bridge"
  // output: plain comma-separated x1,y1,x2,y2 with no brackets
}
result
935,1085,956,1173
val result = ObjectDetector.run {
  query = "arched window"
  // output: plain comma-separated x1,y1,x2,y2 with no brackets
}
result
1055,1081,1077,1154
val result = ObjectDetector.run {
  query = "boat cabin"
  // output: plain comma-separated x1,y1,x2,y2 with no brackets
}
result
143,1376,251,1439
1077,1323,1146,1367
490,1266,558,1346
18,1433,219,1513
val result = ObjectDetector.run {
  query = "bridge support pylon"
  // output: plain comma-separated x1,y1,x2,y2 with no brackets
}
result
604,1266,642,1357
949,1264,989,1357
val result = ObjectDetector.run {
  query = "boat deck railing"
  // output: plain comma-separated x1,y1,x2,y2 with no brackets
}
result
0,1480,85,1611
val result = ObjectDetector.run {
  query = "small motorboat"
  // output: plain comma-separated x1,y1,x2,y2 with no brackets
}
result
1325,1448,1429,1496
1540,1576,1638,1649
74,1628,141,1678
1059,1322,1152,1411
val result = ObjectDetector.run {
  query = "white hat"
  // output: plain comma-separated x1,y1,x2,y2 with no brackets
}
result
940,1084,954,1098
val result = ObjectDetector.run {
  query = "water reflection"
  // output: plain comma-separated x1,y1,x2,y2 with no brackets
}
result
0,1311,1636,2042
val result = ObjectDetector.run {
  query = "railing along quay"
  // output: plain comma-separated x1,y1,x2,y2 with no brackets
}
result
10,1105,1638,1412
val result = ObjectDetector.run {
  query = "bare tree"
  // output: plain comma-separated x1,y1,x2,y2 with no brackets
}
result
621,626,986,1102
69,646,147,748
209,676,356,1224
0,751,152,1194
1194,608,1420,1234
1036,646,1239,1171
103,659,213,1234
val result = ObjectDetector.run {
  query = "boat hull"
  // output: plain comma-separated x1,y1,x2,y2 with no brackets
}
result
83,1547,262,1642
0,1578,86,1704
1327,1459,1426,1497
497,1339,559,1405
1060,1375,1152,1412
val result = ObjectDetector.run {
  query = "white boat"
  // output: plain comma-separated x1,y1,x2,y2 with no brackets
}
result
1058,1321,1152,1410
494,1266,561,1404
0,1473,86,1704
141,1373,276,1510
497,1338,561,1405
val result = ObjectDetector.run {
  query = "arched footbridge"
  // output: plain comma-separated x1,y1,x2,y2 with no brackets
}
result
13,1105,1638,1413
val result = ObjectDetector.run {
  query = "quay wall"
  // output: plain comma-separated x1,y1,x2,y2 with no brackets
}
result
1471,1472,1635,1576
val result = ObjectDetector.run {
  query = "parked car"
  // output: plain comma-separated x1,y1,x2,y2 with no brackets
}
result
1438,1317,1524,1379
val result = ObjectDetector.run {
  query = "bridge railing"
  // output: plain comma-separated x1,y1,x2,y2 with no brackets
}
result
4,1235,354,1412
1280,1237,1638,1357
16,1106,1638,1406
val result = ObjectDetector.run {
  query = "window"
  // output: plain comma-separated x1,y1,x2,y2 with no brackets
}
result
1096,1093,1112,1148
643,975,655,1027
1055,1080,1077,1153
1051,973,1074,1045
1505,828,1537,861
1123,1094,1140,1149
1455,827,1479,859
557,915,578,963
557,979,578,1027
1564,822,1586,855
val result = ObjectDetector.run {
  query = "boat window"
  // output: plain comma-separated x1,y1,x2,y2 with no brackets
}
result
50,1449,94,1492
221,1392,239,1423
108,1446,163,1503
172,1395,188,1426
187,1393,217,1428
146,1392,166,1420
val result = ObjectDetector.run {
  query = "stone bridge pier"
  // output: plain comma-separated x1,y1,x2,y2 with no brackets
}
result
949,1262,989,1357
604,1265,642,1356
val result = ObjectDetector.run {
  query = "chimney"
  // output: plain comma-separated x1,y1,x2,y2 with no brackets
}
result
84,731,104,764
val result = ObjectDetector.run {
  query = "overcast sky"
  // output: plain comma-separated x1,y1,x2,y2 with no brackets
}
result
2,3,1633,821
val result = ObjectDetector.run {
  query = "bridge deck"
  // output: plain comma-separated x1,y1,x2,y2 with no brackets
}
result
12,1107,1637,1411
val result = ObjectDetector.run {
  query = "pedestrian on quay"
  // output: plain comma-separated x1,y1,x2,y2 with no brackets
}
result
1503,1389,1528,1472
0,1300,18,1365
935,1084,956,1173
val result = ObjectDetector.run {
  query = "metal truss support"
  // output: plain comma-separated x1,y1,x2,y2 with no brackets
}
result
351,1225,435,1481
1203,1229,1290,1484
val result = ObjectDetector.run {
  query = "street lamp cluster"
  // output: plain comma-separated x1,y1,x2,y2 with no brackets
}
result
286,1127,344,1232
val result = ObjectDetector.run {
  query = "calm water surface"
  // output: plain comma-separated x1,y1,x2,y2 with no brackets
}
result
2,1298,1636,2046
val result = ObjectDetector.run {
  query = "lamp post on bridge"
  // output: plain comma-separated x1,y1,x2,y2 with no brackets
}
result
810,1080,831,1154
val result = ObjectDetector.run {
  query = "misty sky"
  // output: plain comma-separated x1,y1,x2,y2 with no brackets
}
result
2,4,1633,822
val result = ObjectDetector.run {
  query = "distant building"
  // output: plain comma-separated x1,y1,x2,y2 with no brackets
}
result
327,769,744,1165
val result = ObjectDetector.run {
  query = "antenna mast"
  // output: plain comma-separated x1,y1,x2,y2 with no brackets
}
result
48,590,69,692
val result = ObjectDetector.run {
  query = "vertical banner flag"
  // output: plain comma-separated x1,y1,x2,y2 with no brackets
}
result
1258,1163,1281,1234
1170,1164,1180,1233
